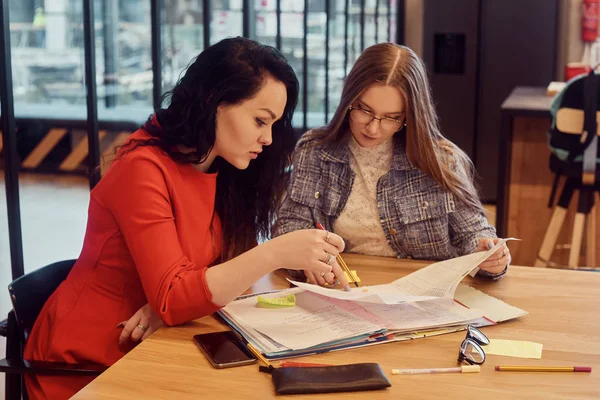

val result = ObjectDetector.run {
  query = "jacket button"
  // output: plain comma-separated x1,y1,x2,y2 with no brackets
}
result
390,228,397,235
314,191,320,199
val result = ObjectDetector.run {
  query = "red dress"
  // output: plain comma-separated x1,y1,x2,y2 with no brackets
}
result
24,129,223,399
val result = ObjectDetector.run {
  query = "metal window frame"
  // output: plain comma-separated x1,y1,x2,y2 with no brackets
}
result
83,0,101,190
151,0,162,110
0,0,24,281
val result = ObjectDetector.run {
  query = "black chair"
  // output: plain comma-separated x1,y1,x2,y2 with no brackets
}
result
535,154,599,269
0,260,106,399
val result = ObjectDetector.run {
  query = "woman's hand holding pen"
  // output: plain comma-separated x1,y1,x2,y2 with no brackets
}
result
268,229,349,288
305,258,344,287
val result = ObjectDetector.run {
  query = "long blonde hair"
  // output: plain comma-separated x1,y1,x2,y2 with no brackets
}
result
314,43,482,211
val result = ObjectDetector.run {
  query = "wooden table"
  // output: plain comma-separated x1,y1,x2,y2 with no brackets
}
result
73,254,600,399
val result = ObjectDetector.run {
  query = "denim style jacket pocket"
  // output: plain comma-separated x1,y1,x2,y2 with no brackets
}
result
289,173,343,217
395,189,456,259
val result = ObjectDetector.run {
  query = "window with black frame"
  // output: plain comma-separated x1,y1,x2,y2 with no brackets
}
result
5,0,400,129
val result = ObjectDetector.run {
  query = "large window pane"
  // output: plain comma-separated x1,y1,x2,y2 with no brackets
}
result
306,1,326,126
6,1,91,274
98,0,153,109
10,0,85,107
389,0,397,43
212,0,243,44
254,0,276,47
6,0,400,149
163,0,205,91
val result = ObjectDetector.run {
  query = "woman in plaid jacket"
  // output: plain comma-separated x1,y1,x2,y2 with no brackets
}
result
273,43,511,287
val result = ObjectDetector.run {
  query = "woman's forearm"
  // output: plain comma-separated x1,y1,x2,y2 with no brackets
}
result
204,241,278,306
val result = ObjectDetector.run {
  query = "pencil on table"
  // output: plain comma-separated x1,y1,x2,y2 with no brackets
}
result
246,342,273,371
495,366,591,372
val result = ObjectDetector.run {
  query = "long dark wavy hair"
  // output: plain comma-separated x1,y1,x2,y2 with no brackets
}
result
117,37,299,260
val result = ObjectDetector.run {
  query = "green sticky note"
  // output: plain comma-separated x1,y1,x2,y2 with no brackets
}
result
256,294,296,308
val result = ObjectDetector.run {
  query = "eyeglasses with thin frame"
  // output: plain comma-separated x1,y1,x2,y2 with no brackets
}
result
457,325,490,365
348,106,406,132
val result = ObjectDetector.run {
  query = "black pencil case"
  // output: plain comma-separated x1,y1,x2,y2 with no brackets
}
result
268,362,391,395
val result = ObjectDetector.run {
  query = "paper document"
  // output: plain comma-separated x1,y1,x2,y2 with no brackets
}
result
224,290,382,350
360,298,482,331
454,284,527,323
219,283,527,359
288,280,438,304
290,238,519,304
221,288,484,352
392,238,518,298
219,240,526,359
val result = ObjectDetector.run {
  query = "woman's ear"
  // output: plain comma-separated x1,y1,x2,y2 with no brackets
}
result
215,104,224,120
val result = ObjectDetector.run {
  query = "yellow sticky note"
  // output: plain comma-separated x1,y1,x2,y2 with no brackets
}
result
256,294,296,308
343,270,361,283
485,339,543,359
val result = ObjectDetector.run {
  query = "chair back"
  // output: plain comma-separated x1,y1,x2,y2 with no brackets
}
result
549,71,600,165
8,259,76,342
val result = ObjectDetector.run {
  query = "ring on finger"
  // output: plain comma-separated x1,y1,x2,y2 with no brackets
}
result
320,271,326,277
325,231,331,244
321,252,333,265
136,323,147,332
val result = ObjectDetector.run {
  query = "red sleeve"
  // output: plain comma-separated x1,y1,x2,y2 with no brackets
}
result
100,153,221,326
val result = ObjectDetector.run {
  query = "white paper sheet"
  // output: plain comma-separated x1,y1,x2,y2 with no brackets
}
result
222,291,383,350
287,280,438,304
289,238,519,304
360,297,482,331
220,240,524,356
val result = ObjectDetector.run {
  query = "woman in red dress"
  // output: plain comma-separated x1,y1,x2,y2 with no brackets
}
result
24,37,348,399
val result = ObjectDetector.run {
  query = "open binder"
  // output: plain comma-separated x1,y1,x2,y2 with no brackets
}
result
218,239,526,359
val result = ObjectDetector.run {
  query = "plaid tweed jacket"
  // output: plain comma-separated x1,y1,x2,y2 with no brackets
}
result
273,131,497,264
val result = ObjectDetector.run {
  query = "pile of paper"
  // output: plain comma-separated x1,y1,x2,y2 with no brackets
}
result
218,239,527,359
